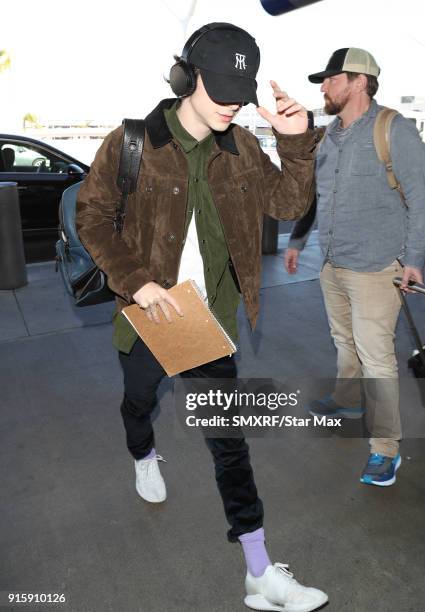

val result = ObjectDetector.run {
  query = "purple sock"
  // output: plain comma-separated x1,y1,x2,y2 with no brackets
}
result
141,448,156,461
239,528,271,577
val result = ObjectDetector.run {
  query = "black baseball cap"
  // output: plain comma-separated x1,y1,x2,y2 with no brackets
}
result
185,23,261,105
308,47,380,83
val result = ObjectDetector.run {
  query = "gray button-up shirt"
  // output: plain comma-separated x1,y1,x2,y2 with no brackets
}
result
289,99,425,271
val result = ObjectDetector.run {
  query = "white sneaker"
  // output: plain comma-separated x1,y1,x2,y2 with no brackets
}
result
244,563,328,612
134,454,167,503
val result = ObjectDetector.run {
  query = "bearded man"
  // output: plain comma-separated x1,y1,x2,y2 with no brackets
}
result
285,48,425,487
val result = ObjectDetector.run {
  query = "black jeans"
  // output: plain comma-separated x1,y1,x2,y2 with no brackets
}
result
119,338,263,542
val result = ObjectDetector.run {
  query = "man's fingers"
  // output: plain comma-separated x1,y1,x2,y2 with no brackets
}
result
150,304,161,324
409,269,424,285
277,97,295,109
144,301,175,323
138,290,183,323
284,104,304,117
284,249,300,275
400,272,409,290
158,300,172,323
256,106,275,125
400,269,418,293
277,99,303,115
164,294,183,317
143,304,160,323
271,80,289,100
273,90,289,99
270,80,283,94
401,268,424,293
284,257,294,273
284,255,298,274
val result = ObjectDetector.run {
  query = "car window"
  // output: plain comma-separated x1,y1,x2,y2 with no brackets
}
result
0,142,69,173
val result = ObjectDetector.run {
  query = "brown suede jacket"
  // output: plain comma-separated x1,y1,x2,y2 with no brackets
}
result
76,98,318,329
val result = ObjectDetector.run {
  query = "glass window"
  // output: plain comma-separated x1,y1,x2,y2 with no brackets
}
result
0,141,68,173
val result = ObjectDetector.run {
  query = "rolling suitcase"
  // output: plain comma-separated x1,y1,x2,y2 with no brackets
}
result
393,276,425,378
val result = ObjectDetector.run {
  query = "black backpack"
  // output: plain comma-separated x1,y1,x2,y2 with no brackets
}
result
55,119,145,306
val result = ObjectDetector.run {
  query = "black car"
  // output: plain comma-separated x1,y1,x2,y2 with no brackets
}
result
0,134,90,262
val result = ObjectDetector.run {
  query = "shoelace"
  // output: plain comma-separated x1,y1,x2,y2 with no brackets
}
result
139,454,167,465
275,563,295,581
139,454,167,480
368,453,386,466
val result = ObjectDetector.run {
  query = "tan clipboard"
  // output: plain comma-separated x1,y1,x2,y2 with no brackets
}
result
122,280,236,376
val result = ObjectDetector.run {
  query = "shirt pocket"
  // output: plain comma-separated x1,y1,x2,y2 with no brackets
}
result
350,142,379,176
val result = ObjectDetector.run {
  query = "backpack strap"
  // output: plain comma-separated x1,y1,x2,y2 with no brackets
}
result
114,118,146,233
373,108,405,202
313,125,328,156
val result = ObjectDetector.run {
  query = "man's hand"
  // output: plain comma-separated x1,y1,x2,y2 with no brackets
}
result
284,248,300,274
132,281,183,324
256,81,308,135
400,265,424,293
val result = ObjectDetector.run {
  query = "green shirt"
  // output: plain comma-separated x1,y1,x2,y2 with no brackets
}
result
113,102,240,354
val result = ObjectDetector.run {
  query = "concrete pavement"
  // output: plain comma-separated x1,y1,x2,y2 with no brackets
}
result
1,233,425,612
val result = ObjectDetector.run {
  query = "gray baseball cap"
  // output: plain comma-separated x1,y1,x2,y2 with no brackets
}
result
309,48,380,83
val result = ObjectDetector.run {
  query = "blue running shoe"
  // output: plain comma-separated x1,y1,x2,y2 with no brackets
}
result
360,453,401,487
308,395,364,419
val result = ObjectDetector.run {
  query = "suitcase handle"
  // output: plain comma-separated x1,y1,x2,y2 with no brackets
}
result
393,276,425,295
393,277,425,368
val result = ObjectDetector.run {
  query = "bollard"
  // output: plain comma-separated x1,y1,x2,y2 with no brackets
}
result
0,182,27,289
262,214,279,254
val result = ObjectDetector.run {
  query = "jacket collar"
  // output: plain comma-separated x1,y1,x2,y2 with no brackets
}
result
145,98,239,155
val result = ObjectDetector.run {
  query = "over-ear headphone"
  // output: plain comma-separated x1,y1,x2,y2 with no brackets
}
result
169,23,246,98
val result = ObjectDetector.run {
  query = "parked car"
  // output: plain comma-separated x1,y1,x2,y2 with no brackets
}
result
0,134,90,262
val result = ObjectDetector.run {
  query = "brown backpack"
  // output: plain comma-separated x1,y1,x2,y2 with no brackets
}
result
373,107,405,202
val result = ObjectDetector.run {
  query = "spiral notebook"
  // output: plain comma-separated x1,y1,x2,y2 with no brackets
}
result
122,280,237,376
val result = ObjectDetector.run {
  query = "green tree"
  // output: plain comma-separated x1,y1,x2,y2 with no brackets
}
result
0,49,11,74
23,113,40,129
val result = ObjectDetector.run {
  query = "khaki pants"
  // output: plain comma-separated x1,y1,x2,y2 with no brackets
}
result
320,261,402,457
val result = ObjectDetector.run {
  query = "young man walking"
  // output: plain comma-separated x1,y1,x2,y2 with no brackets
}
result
285,48,425,487
77,23,327,611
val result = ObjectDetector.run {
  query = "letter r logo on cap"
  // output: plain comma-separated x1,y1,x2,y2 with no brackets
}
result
235,53,246,70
